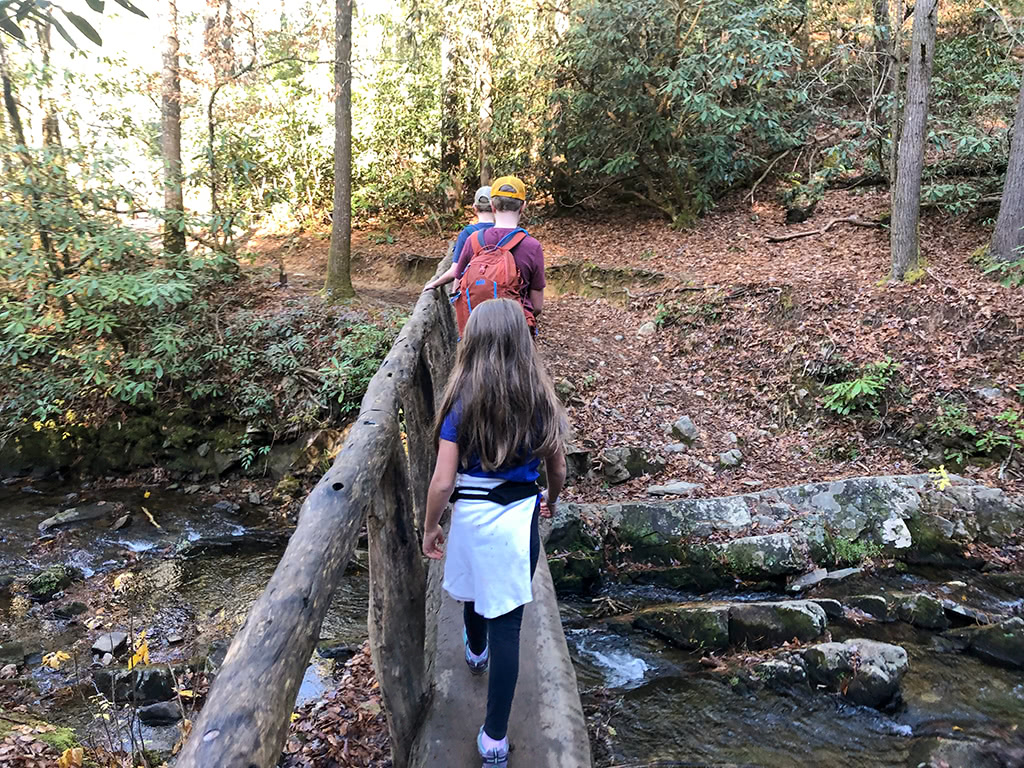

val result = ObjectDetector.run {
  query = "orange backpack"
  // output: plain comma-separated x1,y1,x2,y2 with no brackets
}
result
453,228,535,336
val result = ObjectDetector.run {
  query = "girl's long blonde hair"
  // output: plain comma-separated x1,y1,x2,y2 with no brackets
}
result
435,298,568,471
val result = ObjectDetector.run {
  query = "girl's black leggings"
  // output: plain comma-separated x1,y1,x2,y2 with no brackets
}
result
463,498,541,741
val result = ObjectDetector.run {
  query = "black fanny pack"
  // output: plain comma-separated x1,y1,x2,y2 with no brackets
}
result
450,481,539,505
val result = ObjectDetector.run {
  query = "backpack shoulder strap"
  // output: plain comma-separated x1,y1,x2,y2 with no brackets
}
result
470,228,487,255
498,228,528,251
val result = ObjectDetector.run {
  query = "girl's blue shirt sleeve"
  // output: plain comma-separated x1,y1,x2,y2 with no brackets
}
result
440,409,459,443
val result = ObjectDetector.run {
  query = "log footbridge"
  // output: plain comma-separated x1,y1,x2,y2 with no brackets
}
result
177,256,592,768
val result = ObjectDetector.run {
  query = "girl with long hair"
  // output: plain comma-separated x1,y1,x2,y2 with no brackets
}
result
422,298,568,768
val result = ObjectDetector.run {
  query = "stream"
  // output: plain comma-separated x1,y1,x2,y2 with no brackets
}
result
0,481,368,752
563,572,1024,767
5,482,1024,766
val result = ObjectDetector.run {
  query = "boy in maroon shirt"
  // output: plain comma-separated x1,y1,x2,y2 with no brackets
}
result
454,175,546,322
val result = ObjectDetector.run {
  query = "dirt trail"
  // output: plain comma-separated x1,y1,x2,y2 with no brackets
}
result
249,189,1023,503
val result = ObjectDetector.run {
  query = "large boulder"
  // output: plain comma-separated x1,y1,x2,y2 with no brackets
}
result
802,638,908,708
894,593,950,630
632,605,730,651
599,447,666,484
954,618,1024,669
92,665,177,704
728,601,827,649
670,416,700,445
718,533,806,578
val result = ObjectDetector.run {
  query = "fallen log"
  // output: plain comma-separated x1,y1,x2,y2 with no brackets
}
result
767,216,882,243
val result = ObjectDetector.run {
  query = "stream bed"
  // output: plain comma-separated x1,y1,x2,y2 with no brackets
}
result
563,572,1024,768
0,481,368,752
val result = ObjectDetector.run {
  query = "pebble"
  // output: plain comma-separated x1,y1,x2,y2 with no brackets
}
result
209,484,222,494
248,492,262,505
637,322,657,337
614,334,624,341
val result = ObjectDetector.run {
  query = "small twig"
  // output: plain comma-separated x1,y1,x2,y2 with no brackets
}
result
767,216,882,243
747,148,794,204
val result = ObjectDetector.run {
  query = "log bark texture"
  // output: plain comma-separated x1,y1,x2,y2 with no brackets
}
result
326,0,356,300
176,261,455,768
990,63,1024,263
162,0,186,255
368,441,428,768
889,0,938,281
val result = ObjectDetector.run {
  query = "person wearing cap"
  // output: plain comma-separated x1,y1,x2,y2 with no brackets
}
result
453,175,546,322
424,186,496,292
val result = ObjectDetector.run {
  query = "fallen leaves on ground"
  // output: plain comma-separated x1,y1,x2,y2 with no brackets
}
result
280,642,391,768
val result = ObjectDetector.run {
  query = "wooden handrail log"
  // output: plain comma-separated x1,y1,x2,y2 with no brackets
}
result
177,255,454,768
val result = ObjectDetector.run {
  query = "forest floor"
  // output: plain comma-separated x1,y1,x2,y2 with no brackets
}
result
249,185,1024,504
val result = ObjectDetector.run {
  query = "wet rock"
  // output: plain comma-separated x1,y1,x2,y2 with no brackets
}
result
136,724,183,763
0,642,26,665
38,502,114,532
802,638,908,708
210,500,241,514
754,658,807,690
718,449,743,468
941,600,994,627
632,604,730,651
637,322,657,337
847,594,889,621
728,601,827,649
880,516,912,549
137,700,182,726
548,551,602,594
824,567,863,582
787,568,828,592
27,565,82,602
53,601,88,619
907,737,1024,768
175,531,290,558
101,653,113,666
93,666,177,704
810,599,843,619
196,442,211,458
92,632,128,657
248,491,262,505
954,617,1024,669
670,416,699,445
647,481,704,497
110,514,131,531
718,533,806,578
894,593,949,630
316,642,357,662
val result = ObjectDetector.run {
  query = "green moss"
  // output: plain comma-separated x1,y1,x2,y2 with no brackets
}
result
36,725,78,753
831,536,882,566
27,565,82,602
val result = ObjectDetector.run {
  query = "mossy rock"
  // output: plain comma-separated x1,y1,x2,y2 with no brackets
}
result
272,474,303,502
27,565,83,602
633,604,730,651
548,551,602,594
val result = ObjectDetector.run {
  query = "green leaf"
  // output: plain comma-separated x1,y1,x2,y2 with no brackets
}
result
0,11,26,39
112,0,145,17
48,14,77,47
85,0,104,11
62,10,102,45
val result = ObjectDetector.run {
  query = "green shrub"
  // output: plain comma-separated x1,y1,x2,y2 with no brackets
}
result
822,358,900,416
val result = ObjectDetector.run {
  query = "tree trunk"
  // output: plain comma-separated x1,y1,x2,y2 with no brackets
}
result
440,11,461,210
888,0,903,192
325,0,356,301
162,0,187,255
0,35,27,148
477,4,493,186
37,25,61,148
871,0,890,170
989,65,1024,263
889,0,937,281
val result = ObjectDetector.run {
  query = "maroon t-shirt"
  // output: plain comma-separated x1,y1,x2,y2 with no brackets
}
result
455,228,546,314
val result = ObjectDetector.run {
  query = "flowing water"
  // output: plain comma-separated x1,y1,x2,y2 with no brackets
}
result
563,574,1024,768
0,481,368,739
